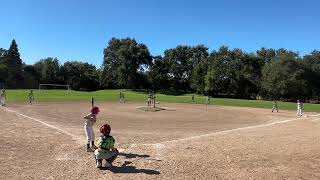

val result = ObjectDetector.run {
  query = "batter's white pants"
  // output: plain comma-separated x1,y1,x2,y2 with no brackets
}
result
297,108,303,116
85,126,95,144
0,98,5,106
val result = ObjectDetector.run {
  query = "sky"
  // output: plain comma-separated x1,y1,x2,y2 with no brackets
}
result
0,0,319,67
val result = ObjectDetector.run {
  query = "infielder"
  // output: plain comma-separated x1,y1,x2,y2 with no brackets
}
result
0,89,6,106
272,100,278,112
84,106,100,152
28,90,34,105
147,93,152,106
297,100,303,116
119,92,122,103
205,96,210,107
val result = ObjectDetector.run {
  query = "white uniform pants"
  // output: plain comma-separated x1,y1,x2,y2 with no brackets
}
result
0,98,5,106
85,126,95,144
297,108,303,116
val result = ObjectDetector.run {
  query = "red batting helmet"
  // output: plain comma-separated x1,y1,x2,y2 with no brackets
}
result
91,106,100,114
100,124,111,135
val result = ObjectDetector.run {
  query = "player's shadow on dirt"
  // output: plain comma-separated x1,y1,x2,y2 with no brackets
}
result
106,161,160,175
118,152,150,159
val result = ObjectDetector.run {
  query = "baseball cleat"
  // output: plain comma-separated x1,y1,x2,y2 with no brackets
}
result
86,147,94,152
104,162,112,168
96,161,102,168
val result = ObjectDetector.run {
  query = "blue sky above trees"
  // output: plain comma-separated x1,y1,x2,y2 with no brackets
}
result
0,0,319,66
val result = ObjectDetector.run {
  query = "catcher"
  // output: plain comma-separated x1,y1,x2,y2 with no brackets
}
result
94,123,119,168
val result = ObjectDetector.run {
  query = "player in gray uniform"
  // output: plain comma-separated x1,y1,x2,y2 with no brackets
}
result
0,89,6,106
297,100,303,116
272,100,278,112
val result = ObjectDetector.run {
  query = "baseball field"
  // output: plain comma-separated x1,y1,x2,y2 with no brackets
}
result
1,90,320,179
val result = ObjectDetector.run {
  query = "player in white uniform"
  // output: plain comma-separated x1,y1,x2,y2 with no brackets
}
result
84,106,100,152
297,100,303,116
205,96,210,107
0,89,6,106
147,93,152,106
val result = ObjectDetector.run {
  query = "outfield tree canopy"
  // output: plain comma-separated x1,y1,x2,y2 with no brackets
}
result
101,38,152,89
61,61,99,91
2,39,24,88
34,57,62,84
0,37,320,102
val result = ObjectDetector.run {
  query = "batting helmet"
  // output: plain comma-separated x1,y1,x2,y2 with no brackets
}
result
100,124,111,135
91,106,100,114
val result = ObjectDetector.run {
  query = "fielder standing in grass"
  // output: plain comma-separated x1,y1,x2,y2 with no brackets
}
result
119,92,122,103
192,95,195,103
205,96,210,107
0,89,6,106
297,100,303,116
28,90,34,105
147,93,152,106
272,100,278,112
122,92,126,103
84,106,100,152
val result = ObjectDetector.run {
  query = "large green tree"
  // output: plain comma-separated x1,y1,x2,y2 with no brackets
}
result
0,48,8,84
61,61,99,91
101,38,152,88
205,47,263,98
3,39,23,88
148,56,170,90
23,64,39,88
302,50,320,101
164,45,209,90
34,57,62,84
261,56,309,100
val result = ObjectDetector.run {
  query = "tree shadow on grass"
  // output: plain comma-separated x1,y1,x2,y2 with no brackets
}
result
102,161,160,175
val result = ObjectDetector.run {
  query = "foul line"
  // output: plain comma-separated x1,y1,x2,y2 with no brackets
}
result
137,115,318,148
311,118,320,122
1,107,77,139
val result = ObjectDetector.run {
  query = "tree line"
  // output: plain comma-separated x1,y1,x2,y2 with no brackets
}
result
1,38,319,102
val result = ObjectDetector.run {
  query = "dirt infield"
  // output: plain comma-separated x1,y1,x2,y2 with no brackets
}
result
1,101,320,179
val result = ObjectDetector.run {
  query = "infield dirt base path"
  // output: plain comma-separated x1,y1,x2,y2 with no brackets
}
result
1,102,320,179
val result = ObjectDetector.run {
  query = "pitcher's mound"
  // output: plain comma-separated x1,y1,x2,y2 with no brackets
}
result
137,106,166,112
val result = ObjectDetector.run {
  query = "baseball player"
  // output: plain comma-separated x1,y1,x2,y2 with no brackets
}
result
122,93,126,103
192,95,195,103
84,106,100,152
0,89,6,106
119,92,122,103
147,93,152,106
272,100,278,112
28,90,34,105
94,124,118,168
297,100,303,116
205,96,210,107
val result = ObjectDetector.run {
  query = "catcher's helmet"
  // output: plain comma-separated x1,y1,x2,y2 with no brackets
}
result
100,124,111,135
91,106,100,114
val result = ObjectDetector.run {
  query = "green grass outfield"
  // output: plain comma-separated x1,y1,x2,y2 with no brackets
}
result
4,89,320,112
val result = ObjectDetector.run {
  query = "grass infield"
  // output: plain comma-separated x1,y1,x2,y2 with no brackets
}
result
4,89,320,112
